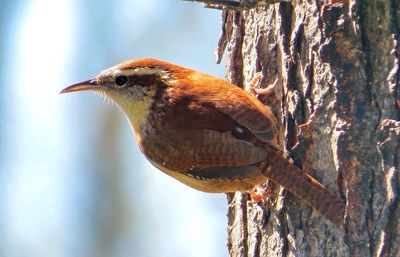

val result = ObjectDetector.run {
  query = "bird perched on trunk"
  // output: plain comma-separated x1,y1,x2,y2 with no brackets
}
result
61,58,345,224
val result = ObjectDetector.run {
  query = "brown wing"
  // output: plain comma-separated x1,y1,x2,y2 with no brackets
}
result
143,71,277,172
170,71,278,144
178,72,277,142
142,127,269,172
213,85,278,144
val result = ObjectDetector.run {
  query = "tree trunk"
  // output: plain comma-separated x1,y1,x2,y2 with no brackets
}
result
211,1,400,257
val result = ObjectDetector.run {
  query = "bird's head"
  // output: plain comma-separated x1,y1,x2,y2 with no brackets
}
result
61,58,190,132
62,58,186,104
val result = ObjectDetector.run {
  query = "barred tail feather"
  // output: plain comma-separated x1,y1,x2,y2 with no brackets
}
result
261,151,345,224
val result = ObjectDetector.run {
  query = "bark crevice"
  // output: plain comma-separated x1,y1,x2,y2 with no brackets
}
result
211,1,400,256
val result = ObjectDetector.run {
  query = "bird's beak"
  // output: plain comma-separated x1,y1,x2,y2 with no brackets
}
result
60,79,103,94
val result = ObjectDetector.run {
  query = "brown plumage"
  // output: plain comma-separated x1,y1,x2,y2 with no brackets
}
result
62,58,345,224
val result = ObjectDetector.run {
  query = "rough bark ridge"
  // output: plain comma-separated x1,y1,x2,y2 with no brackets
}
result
219,1,400,256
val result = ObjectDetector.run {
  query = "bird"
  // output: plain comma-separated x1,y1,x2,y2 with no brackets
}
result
61,58,345,224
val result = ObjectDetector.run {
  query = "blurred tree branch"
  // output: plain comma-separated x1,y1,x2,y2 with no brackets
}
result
182,0,288,10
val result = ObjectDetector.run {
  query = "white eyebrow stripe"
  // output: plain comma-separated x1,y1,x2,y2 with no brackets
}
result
110,67,170,78
119,67,168,76
98,67,172,82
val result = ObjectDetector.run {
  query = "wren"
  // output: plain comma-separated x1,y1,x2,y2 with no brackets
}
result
62,58,345,224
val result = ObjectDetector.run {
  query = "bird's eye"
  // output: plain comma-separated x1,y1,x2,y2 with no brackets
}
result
115,76,128,86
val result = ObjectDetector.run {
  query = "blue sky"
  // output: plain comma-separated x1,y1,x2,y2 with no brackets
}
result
0,1,228,256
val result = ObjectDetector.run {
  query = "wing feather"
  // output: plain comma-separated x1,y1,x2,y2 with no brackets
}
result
171,71,278,144
142,71,278,172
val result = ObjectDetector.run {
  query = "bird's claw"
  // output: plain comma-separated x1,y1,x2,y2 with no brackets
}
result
249,73,280,97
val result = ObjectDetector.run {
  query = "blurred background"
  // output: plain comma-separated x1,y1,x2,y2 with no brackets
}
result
0,1,228,256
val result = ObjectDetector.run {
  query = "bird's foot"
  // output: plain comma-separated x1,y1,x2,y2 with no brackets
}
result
250,191,268,203
249,185,274,203
249,73,280,97
249,183,286,204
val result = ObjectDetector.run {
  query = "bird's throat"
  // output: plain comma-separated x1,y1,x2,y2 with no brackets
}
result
114,96,154,143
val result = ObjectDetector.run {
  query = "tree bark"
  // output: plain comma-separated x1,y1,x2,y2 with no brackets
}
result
214,1,400,257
